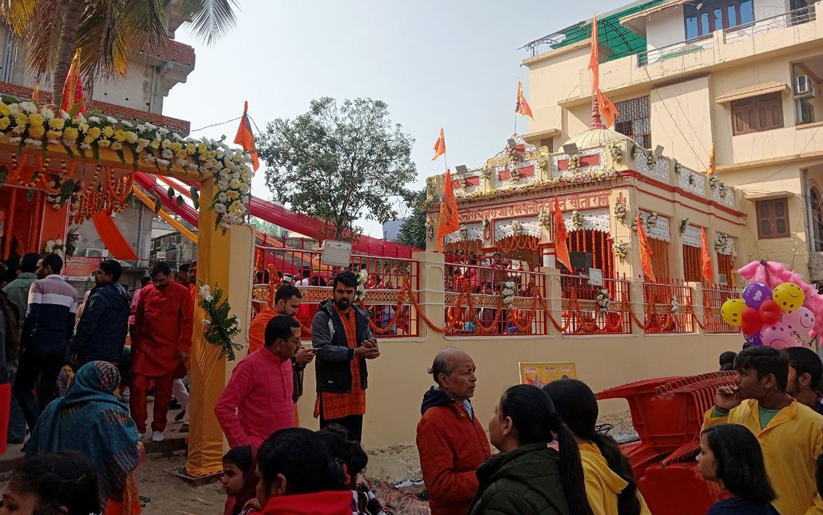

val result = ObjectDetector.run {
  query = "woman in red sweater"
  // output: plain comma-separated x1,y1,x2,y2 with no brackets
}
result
256,428,353,515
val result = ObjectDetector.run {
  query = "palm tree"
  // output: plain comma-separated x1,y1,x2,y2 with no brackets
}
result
0,0,239,108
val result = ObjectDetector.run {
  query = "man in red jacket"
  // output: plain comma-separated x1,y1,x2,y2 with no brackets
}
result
416,348,491,515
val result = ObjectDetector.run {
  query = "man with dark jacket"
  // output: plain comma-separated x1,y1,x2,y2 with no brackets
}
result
417,348,491,515
311,271,379,442
69,259,130,366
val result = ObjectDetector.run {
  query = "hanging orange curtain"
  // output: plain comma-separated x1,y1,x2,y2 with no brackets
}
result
92,213,138,260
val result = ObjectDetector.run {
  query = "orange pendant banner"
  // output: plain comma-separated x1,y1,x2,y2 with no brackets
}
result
92,213,138,260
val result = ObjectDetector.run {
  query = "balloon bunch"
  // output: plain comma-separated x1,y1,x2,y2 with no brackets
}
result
720,260,819,349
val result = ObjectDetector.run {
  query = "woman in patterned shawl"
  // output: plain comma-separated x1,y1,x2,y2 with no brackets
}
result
25,360,143,513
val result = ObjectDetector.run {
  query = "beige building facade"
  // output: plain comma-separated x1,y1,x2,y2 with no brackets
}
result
523,0,823,281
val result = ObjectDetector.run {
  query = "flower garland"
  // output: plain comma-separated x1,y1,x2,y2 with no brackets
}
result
501,281,516,306
646,152,658,168
0,99,253,230
538,210,551,230
688,173,696,185
708,176,719,190
608,142,623,162
679,218,690,235
596,288,611,311
670,295,680,315
481,164,493,182
510,167,520,181
613,200,627,226
65,227,79,257
571,210,584,231
510,219,523,237
355,269,368,304
198,283,242,361
674,160,682,175
44,238,64,255
425,217,434,240
646,211,659,227
612,241,629,263
567,154,580,174
714,233,729,253
630,143,638,159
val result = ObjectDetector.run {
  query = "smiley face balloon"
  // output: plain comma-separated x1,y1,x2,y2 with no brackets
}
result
721,298,746,326
772,282,805,312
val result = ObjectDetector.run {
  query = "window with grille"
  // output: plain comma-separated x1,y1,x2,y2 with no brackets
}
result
539,137,554,152
756,198,790,239
731,93,784,135
614,97,651,148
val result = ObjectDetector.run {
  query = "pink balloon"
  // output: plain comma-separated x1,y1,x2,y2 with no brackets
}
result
761,322,793,349
783,306,816,335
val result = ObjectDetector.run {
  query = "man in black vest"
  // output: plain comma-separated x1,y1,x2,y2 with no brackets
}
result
311,271,379,442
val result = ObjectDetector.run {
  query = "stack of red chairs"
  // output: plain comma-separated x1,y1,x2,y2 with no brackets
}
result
597,372,737,515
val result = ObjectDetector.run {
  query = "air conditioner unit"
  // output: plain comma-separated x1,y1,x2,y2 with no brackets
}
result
795,75,816,98
718,274,728,286
84,248,109,258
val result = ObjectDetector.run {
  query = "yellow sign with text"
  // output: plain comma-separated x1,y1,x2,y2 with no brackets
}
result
519,362,577,388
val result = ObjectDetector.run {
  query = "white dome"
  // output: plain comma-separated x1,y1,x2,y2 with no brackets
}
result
562,128,636,150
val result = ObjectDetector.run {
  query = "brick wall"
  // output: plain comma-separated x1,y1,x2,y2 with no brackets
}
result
0,81,191,133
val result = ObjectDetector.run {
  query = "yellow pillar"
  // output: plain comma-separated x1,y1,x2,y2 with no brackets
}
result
186,178,254,476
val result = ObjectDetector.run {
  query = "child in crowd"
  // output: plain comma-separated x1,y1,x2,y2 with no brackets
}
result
317,426,390,515
698,424,779,514
221,445,259,515
719,351,737,371
0,451,100,515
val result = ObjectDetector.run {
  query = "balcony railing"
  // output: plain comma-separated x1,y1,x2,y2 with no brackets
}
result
637,5,816,67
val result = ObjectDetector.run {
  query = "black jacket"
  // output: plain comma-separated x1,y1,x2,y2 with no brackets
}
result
311,300,373,393
468,443,571,515
70,282,131,365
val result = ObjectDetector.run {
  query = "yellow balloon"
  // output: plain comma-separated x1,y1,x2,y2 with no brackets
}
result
721,298,746,326
773,282,805,312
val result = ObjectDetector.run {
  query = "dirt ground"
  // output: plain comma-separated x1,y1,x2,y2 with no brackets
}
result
0,410,637,515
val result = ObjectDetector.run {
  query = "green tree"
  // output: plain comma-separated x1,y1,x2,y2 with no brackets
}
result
0,0,239,107
396,188,427,250
257,97,417,241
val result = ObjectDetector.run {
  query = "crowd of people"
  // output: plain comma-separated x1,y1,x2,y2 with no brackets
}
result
5,258,823,515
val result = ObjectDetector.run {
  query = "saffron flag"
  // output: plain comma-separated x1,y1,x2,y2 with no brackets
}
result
589,15,600,94
433,128,446,161
234,101,260,171
637,215,656,283
515,79,534,119
437,170,460,252
597,89,620,128
554,196,572,271
707,144,716,176
701,227,714,286
62,50,86,115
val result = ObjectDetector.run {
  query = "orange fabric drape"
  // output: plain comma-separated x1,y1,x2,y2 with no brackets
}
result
92,213,138,260
437,170,459,252
554,196,572,270
701,227,715,286
637,215,656,282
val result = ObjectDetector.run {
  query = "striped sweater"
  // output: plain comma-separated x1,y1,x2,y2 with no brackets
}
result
23,274,78,351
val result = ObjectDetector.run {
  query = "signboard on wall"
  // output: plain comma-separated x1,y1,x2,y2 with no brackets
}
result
62,256,100,281
322,240,352,267
588,268,603,287
519,362,577,388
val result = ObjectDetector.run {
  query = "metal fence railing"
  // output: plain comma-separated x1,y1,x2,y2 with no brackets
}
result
560,274,633,335
642,279,695,334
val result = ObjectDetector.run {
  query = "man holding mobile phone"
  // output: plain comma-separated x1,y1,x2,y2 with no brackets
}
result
311,271,380,442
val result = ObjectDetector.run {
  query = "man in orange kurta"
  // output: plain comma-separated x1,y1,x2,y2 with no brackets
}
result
131,262,194,442
311,272,380,442
249,284,315,426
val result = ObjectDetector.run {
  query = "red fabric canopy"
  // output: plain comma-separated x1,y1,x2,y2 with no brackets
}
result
92,213,138,260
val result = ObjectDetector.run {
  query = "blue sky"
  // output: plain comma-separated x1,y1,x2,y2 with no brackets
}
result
165,0,611,237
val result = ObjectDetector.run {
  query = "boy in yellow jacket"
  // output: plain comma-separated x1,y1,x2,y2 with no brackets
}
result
704,346,823,515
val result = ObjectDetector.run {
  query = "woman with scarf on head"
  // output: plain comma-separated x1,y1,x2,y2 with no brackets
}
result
25,361,143,514
469,384,592,515
543,380,651,515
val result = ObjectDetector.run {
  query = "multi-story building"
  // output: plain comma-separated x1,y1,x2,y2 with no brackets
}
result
0,6,195,284
521,0,823,281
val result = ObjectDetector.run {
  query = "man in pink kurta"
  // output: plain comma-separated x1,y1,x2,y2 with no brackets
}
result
215,314,299,448
131,262,194,442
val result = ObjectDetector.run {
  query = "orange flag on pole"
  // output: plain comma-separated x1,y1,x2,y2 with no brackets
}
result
62,50,86,114
515,79,534,119
234,101,260,172
701,227,715,286
589,15,600,94
437,170,460,252
637,215,656,282
554,196,572,271
432,128,446,161
597,89,620,128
